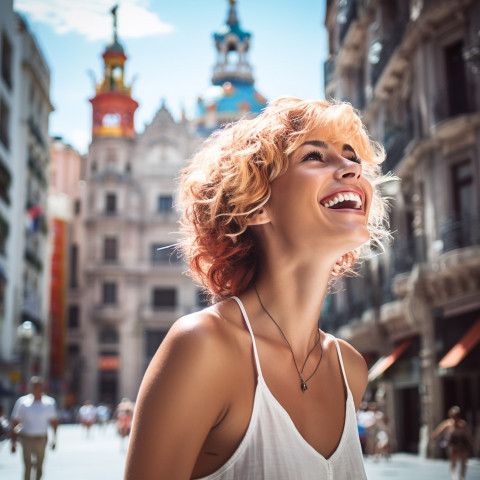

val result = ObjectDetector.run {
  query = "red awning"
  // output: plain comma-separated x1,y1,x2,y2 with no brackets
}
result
368,339,413,382
438,318,480,369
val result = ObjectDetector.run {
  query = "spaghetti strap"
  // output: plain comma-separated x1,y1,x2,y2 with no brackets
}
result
328,334,350,391
231,296,264,381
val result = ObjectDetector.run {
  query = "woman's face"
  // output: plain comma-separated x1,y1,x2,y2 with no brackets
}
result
266,126,374,257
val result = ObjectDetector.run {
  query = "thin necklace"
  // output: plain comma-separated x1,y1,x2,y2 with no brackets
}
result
254,285,323,393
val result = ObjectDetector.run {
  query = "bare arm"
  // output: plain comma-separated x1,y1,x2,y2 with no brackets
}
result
125,313,232,480
431,420,450,440
10,418,19,453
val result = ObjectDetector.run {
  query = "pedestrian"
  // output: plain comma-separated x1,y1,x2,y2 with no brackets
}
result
125,96,390,479
77,400,97,437
115,398,134,445
431,405,474,480
96,403,111,430
10,376,58,480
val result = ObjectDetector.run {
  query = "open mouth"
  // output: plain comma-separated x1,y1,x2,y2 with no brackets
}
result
320,192,363,211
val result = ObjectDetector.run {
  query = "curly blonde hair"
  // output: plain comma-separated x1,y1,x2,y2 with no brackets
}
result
178,96,389,299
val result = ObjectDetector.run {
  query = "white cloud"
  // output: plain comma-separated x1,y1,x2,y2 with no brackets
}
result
14,0,174,41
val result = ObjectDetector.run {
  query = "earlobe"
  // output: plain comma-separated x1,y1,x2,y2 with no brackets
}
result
246,207,271,226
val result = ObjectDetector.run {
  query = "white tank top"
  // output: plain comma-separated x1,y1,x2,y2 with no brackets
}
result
197,296,367,480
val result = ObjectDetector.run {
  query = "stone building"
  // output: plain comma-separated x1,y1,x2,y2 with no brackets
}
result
72,9,202,405
47,137,84,406
68,2,270,406
323,0,480,455
0,0,52,409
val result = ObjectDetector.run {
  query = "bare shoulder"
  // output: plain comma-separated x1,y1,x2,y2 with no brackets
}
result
126,303,243,479
147,304,239,384
336,338,368,410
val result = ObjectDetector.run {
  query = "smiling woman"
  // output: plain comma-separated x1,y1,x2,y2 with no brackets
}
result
125,96,390,480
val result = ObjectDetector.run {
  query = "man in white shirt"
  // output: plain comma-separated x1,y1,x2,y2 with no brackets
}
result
10,376,58,480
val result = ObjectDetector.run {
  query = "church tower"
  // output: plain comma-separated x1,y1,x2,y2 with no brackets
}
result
194,0,267,136
89,6,138,138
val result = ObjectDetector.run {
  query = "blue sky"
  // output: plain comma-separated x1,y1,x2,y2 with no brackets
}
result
14,0,327,154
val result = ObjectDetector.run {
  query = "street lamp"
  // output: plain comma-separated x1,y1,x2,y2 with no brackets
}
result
17,321,37,389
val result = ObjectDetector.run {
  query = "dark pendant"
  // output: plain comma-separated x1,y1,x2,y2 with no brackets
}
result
301,381,308,392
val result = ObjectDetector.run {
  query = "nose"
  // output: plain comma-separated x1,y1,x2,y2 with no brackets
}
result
333,156,362,182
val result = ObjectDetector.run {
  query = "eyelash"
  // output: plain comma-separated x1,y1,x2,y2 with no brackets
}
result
301,150,362,164
302,151,324,162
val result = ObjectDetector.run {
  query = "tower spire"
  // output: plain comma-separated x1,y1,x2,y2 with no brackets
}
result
111,5,119,43
89,5,138,139
227,0,238,26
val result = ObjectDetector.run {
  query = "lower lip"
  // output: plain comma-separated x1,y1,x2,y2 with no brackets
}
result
322,207,365,215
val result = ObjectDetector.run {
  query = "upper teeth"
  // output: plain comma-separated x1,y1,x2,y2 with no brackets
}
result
323,193,362,209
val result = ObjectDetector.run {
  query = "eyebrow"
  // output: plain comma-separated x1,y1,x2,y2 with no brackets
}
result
301,140,328,149
300,140,358,156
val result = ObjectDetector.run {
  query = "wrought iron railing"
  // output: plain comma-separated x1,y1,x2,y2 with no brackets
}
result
370,20,408,88
432,89,475,124
440,215,480,252
382,126,411,173
338,0,358,45
324,57,336,89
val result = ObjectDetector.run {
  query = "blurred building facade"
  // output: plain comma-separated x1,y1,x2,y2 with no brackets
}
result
324,0,480,456
0,0,52,409
47,137,84,406
193,0,267,136
71,9,202,405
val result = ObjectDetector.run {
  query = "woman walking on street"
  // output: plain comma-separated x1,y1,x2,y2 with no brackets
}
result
432,405,474,480
125,96,390,479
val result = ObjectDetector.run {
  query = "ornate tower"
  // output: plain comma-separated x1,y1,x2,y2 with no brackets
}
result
89,6,138,138
195,0,267,136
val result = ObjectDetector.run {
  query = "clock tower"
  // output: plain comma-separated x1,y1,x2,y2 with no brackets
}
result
90,5,138,138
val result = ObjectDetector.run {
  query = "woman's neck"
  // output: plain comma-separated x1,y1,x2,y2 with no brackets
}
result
250,256,333,356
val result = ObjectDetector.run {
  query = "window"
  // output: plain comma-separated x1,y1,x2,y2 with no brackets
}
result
0,98,10,149
104,237,118,262
0,213,8,255
74,199,81,215
69,244,78,288
152,287,176,310
67,305,80,329
451,161,473,220
151,244,179,264
196,289,210,308
105,193,117,214
99,327,119,344
144,329,168,370
1,34,12,89
157,195,173,213
444,41,468,117
102,282,117,305
0,160,11,204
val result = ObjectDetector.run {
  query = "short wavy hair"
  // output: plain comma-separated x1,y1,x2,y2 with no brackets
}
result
178,96,389,299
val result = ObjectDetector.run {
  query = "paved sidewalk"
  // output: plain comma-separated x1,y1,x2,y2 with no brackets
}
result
1,423,479,479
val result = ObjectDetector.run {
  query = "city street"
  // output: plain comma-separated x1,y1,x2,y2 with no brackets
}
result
0,423,479,479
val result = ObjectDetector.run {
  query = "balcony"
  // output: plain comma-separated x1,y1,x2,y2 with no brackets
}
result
432,89,475,125
91,304,125,322
338,0,358,46
369,20,407,89
391,236,417,275
382,125,412,173
323,57,336,90
27,117,46,148
440,215,480,253
28,156,47,186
